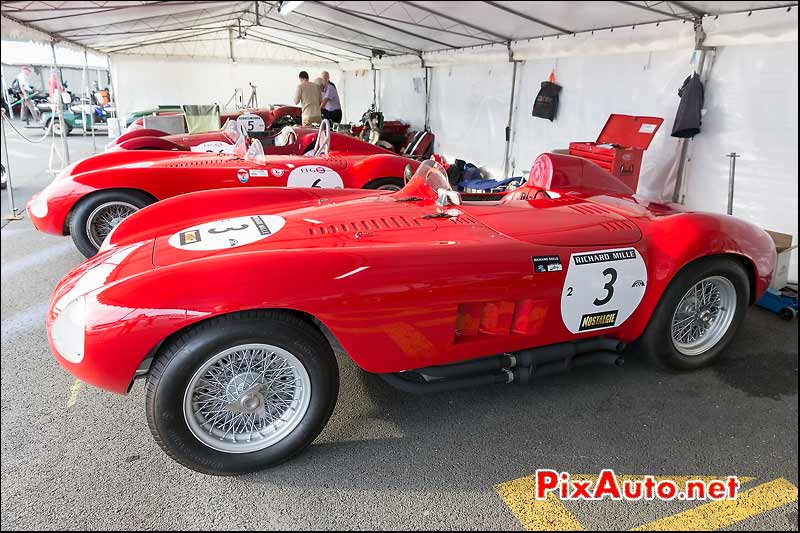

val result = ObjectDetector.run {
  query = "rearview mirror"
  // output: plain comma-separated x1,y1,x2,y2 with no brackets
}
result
404,164,412,183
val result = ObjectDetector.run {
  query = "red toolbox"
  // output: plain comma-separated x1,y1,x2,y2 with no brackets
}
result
568,114,664,192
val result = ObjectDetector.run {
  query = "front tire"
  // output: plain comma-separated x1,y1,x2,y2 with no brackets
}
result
639,257,749,370
145,311,339,476
50,118,72,136
68,190,153,258
364,177,404,191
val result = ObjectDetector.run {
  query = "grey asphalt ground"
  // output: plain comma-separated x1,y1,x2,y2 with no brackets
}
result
1,125,798,530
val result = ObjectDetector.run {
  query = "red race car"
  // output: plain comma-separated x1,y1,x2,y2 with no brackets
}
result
27,122,419,257
46,156,776,475
123,105,300,136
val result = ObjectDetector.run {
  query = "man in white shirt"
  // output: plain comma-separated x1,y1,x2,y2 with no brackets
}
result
16,66,40,124
319,71,342,124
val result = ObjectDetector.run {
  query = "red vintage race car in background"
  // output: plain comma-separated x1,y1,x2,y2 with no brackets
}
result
27,122,419,257
107,120,398,156
46,156,776,475
123,104,300,136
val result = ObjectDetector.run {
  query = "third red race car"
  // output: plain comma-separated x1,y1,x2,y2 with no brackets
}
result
28,122,419,257
45,156,776,475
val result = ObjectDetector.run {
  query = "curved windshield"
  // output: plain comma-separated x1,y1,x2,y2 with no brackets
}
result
403,160,451,199
222,119,243,142
244,139,264,161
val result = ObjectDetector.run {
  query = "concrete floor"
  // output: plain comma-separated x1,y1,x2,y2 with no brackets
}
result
1,126,797,530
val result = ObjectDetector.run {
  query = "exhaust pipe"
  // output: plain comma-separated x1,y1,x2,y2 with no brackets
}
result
378,338,625,394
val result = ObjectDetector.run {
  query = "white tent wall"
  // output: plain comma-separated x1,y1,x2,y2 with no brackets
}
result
339,69,374,124
509,48,695,199
681,40,799,282
109,54,342,118
428,62,515,177
376,67,427,130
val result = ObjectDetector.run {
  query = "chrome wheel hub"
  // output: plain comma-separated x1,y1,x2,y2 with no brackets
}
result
85,201,139,249
183,343,311,454
671,276,737,356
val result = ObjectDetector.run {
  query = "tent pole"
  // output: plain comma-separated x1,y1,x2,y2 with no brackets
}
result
503,42,518,179
420,53,430,131
1,72,13,120
672,18,711,203
85,50,96,153
50,42,70,165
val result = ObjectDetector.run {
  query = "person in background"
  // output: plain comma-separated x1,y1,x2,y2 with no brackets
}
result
15,66,39,124
319,70,342,124
293,70,321,126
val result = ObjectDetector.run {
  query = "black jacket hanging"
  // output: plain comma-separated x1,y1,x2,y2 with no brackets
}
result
671,73,704,138
532,81,562,121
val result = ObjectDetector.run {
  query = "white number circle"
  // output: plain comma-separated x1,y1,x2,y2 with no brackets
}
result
236,113,265,133
286,165,344,188
561,247,648,334
168,215,285,251
191,141,234,153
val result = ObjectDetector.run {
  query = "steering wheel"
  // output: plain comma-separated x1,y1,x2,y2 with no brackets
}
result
312,119,331,157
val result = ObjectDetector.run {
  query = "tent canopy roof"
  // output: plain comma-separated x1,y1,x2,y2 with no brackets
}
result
1,1,797,63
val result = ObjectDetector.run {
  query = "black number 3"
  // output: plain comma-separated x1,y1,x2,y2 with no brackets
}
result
209,223,249,234
594,267,617,306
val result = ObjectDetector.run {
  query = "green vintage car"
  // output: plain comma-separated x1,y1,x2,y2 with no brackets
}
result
40,104,109,136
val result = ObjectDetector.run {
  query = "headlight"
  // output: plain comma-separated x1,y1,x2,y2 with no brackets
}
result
29,191,48,218
52,296,86,364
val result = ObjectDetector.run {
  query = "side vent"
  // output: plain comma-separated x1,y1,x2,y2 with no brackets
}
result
455,299,549,340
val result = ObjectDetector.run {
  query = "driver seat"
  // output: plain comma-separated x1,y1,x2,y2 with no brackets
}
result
500,156,553,203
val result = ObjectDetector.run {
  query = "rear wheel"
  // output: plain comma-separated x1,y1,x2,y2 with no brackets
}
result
145,311,339,475
639,257,749,370
364,177,404,191
68,190,153,258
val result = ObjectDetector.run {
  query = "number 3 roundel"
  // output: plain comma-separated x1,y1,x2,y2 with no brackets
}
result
561,247,648,333
168,215,285,251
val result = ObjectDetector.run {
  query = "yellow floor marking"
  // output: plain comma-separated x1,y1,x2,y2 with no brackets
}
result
632,477,798,531
496,474,584,531
67,380,82,408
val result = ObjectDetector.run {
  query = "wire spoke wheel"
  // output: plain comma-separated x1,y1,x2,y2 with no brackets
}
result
671,276,737,356
85,201,138,249
183,343,311,454
376,183,402,191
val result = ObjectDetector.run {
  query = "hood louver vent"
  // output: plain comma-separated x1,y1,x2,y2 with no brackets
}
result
600,220,636,232
308,215,422,235
165,158,227,168
569,203,614,215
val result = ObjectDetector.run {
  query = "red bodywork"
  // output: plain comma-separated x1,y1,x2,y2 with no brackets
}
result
26,136,417,237
45,153,776,394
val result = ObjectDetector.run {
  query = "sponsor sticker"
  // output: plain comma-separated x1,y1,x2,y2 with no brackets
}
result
533,255,562,273
168,215,285,251
191,141,233,153
179,229,201,246
578,310,620,331
561,247,647,334
249,169,269,177
237,169,249,184
271,168,285,177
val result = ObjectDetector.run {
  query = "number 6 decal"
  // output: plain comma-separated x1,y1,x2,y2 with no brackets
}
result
561,248,647,334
